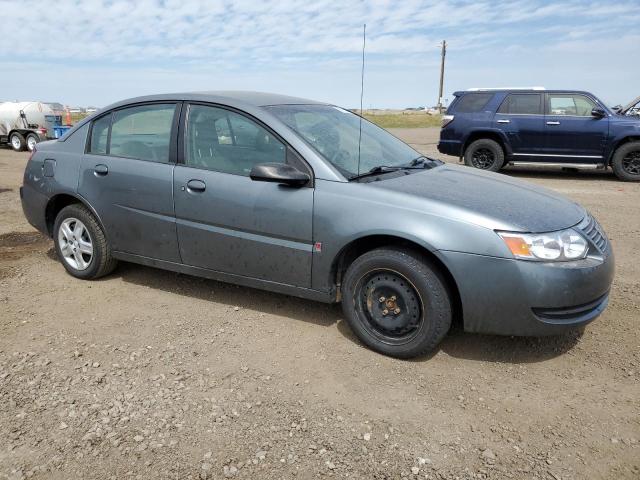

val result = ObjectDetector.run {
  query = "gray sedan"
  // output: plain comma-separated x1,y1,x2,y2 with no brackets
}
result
20,92,614,358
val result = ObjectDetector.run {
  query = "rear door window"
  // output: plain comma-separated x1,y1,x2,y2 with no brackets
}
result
109,104,176,162
497,94,542,115
89,114,111,154
452,93,493,113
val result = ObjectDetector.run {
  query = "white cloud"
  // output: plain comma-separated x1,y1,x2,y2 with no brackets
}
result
0,0,638,107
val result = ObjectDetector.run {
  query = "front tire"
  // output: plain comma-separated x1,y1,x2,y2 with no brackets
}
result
53,204,117,279
10,132,26,151
611,141,640,182
341,248,452,358
464,138,504,172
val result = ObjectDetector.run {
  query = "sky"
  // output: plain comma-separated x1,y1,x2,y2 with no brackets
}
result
1,0,639,109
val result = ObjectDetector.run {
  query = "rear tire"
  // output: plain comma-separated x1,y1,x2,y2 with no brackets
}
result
611,141,640,182
10,132,26,152
26,133,39,152
53,204,117,279
341,247,452,358
464,138,504,172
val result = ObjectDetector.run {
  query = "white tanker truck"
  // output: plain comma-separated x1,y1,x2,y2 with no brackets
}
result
0,101,56,152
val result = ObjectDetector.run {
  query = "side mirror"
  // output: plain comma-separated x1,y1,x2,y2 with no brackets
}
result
591,107,606,118
250,162,309,187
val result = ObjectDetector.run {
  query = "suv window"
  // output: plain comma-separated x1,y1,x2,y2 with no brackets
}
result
452,93,493,113
497,94,542,115
548,94,596,116
186,104,286,176
89,114,111,154
107,104,176,162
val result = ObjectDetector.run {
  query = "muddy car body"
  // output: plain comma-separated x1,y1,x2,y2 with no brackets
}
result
20,92,614,358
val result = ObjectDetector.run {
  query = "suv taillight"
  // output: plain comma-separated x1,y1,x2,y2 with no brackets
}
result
441,114,454,128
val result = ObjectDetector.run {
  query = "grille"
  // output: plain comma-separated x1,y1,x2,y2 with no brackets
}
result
577,214,608,253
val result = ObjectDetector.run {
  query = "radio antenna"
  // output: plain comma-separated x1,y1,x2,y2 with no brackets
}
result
357,23,366,176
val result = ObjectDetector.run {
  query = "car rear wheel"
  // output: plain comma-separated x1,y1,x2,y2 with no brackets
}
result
53,204,117,279
464,138,504,172
611,141,640,182
26,133,38,152
341,247,452,358
10,132,26,152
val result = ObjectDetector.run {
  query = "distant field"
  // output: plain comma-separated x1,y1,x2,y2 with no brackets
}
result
363,112,442,128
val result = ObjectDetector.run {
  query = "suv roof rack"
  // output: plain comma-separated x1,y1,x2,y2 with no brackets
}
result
466,87,546,91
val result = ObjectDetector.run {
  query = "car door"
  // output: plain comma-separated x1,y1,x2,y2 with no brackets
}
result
493,93,545,157
173,103,314,287
543,93,609,162
78,102,182,262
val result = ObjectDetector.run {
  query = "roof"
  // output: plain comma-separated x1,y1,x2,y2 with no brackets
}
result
454,88,596,96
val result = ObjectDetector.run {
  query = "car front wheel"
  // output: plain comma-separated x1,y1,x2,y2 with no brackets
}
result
464,138,504,172
611,141,640,182
341,247,452,358
53,204,117,279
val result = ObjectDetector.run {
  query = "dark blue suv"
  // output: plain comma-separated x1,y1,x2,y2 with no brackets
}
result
438,88,640,181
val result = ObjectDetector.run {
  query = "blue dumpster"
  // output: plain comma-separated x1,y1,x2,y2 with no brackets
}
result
53,126,72,139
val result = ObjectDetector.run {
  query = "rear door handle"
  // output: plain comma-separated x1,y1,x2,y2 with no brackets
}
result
546,121,561,125
186,179,206,192
497,119,510,124
94,164,108,176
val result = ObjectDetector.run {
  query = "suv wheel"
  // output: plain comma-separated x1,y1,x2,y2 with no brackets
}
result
341,247,452,358
464,138,504,172
53,204,118,279
611,141,640,182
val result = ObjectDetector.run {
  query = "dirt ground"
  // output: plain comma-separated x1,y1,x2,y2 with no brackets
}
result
1,128,638,480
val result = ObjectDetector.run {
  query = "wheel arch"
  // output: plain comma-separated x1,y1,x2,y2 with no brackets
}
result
462,129,510,157
44,193,107,239
331,234,463,328
608,135,640,164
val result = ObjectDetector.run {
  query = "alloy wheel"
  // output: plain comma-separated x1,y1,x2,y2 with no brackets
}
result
58,218,94,270
622,150,640,176
471,147,496,169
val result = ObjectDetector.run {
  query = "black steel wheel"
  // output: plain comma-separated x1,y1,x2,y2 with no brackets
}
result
612,141,640,182
341,247,452,358
464,138,504,172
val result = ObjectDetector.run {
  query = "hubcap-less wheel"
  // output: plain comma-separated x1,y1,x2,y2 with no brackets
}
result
471,147,496,169
622,150,640,176
356,269,423,345
26,135,37,151
11,135,22,150
58,218,94,270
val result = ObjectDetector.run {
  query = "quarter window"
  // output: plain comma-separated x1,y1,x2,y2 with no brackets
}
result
548,95,596,116
452,93,493,113
89,114,111,154
186,104,286,176
497,94,542,115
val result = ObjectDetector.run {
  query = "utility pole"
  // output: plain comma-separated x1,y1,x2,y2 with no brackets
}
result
437,40,446,113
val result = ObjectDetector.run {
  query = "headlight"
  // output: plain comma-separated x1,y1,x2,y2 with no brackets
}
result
497,228,588,261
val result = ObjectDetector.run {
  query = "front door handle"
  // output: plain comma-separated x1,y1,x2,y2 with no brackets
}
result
94,164,108,176
497,119,510,124
186,179,206,192
546,121,561,125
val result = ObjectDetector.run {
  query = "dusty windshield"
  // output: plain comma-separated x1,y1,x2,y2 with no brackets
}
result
266,104,424,178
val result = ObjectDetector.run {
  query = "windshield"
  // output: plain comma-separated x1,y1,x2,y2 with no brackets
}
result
266,104,423,178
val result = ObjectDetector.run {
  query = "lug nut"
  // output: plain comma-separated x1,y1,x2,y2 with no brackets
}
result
394,308,401,314
382,309,388,315
390,295,396,301
379,296,386,302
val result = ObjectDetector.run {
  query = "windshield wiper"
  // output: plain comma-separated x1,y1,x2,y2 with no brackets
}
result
349,164,425,181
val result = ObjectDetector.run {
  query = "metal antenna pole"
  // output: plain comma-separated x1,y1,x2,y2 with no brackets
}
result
357,23,366,176
437,40,446,113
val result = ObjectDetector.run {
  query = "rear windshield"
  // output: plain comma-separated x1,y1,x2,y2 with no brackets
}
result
450,93,493,113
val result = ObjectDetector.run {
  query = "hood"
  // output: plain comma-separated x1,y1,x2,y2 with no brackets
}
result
368,164,586,232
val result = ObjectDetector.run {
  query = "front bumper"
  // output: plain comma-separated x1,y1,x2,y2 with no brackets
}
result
439,245,614,336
